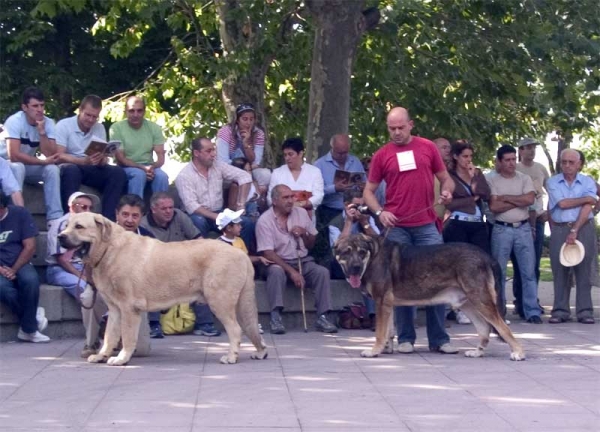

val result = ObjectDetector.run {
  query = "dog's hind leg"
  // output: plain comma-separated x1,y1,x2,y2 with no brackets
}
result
459,303,490,359
107,309,142,366
485,311,525,361
362,290,394,358
236,276,268,361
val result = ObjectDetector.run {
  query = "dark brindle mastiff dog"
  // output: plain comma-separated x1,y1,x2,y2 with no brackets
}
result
334,234,525,361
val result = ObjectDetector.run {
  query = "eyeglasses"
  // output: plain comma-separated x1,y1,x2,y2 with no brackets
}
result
72,203,91,210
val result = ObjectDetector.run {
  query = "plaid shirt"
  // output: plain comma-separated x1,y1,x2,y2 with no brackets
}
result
175,160,251,214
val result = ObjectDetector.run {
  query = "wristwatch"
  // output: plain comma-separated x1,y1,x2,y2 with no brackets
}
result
569,228,577,233
363,224,370,231
375,209,383,217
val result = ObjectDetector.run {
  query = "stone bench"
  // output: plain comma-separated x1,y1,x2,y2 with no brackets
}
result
0,280,363,342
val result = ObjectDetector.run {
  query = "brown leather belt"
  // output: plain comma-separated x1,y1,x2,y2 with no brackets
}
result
552,219,592,227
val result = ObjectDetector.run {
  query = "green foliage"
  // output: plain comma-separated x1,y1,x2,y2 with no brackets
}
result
1,0,598,170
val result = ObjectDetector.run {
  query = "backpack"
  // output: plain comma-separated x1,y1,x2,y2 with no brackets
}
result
338,302,372,330
160,304,196,335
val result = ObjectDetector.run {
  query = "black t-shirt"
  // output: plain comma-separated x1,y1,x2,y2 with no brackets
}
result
0,206,39,267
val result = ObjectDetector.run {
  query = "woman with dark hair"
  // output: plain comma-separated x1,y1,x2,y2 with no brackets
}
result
267,137,324,223
443,140,492,324
216,103,271,187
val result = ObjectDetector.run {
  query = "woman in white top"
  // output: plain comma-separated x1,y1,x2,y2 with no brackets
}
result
268,137,324,222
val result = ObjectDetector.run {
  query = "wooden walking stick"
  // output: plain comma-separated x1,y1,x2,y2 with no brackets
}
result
296,240,308,333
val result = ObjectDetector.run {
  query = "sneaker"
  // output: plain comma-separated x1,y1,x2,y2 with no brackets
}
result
193,323,221,337
17,328,50,343
36,307,48,332
258,323,264,334
527,315,543,324
315,314,338,333
549,316,568,324
431,343,459,354
149,322,164,339
577,317,595,324
270,316,286,334
397,342,414,354
456,310,471,325
80,341,100,358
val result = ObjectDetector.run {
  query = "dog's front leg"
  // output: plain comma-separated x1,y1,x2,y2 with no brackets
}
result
107,310,142,366
362,291,393,358
88,306,121,363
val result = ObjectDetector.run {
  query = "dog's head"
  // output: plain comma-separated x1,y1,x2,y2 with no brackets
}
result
334,234,380,289
58,213,113,259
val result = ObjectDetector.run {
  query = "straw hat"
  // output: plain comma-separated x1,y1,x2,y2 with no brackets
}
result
559,240,585,267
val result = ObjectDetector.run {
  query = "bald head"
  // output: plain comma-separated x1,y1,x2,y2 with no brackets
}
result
433,138,451,163
386,107,413,145
330,134,350,165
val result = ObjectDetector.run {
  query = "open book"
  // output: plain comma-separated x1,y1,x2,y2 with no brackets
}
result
334,169,366,189
85,135,121,157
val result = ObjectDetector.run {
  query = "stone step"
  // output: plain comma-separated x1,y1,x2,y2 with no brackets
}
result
0,280,363,341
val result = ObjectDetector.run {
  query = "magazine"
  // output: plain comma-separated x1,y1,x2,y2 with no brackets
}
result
334,169,366,189
85,135,121,156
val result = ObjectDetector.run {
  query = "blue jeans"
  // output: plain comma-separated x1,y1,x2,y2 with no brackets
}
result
46,263,87,299
189,213,255,252
10,162,63,220
491,223,542,320
123,166,169,198
386,223,450,349
0,263,40,333
511,219,544,314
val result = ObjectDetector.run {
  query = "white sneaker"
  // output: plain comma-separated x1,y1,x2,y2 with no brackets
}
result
397,342,414,354
36,307,48,332
456,310,472,325
258,323,264,334
17,328,50,343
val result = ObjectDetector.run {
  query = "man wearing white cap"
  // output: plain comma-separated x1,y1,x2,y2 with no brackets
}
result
46,191,104,356
546,149,598,324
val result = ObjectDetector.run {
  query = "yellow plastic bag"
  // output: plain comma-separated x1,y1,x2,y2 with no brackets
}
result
160,304,196,335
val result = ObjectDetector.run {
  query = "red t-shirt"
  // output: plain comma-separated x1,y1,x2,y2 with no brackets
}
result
368,136,445,227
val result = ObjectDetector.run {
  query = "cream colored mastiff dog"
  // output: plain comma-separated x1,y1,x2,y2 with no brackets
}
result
59,213,268,366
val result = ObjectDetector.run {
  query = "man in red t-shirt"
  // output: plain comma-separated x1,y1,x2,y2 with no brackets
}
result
363,107,458,355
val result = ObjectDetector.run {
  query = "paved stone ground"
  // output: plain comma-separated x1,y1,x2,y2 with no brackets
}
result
1,282,599,431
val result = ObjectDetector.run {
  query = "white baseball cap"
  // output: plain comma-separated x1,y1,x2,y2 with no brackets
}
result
68,191,100,211
559,240,585,267
216,208,244,231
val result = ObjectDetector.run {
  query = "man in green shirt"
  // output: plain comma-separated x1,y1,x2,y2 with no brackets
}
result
110,96,169,198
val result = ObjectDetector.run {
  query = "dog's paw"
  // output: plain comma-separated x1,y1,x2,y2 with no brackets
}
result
107,355,129,366
220,354,239,364
510,351,526,361
250,350,268,360
87,354,107,363
464,349,484,358
361,349,379,358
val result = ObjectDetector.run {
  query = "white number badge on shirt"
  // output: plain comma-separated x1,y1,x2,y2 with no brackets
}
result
396,150,417,172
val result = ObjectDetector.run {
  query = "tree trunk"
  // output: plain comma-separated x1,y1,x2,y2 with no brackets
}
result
215,0,274,166
305,0,366,162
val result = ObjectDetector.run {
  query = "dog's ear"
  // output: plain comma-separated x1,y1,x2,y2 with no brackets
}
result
94,214,113,242
364,235,379,257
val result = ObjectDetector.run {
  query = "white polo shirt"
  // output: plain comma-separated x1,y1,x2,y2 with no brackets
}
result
55,115,106,158
0,111,56,158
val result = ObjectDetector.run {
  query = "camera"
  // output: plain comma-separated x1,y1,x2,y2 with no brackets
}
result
347,204,370,215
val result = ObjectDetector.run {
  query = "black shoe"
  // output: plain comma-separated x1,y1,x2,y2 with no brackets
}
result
527,315,543,324
150,322,164,339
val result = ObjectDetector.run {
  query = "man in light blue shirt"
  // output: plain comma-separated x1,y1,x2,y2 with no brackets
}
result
314,134,365,226
0,87,63,226
546,149,598,324
0,157,24,206
55,95,126,221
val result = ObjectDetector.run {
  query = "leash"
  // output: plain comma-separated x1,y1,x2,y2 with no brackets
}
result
381,204,436,241
76,263,98,310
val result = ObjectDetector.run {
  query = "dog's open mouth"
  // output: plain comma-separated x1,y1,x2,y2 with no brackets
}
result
74,242,91,258
347,274,362,289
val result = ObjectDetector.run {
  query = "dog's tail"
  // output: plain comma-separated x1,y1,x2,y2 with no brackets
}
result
487,265,507,343
236,259,267,352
